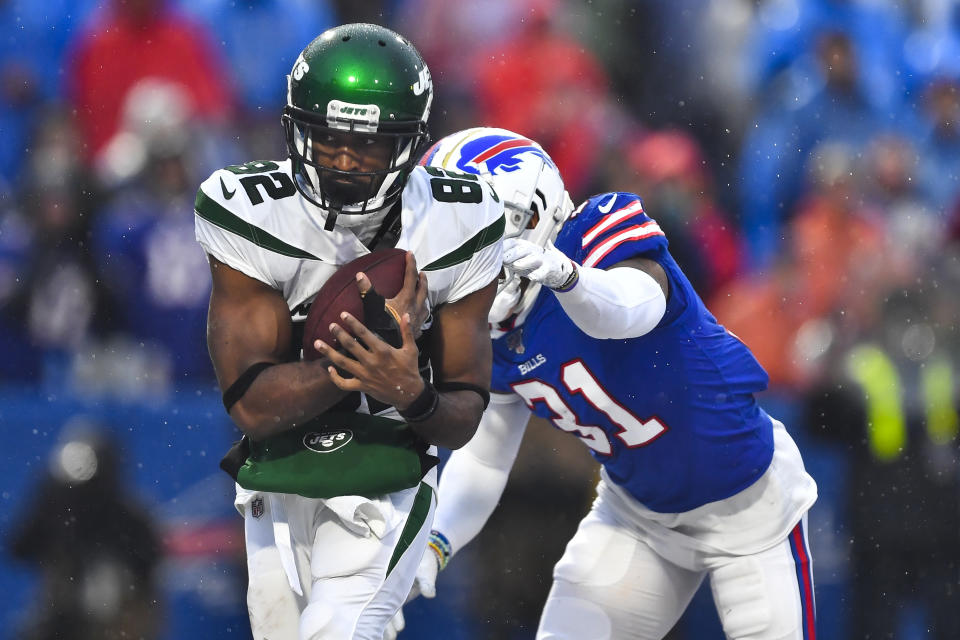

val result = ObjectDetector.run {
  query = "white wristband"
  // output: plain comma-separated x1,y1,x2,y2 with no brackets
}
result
554,265,666,339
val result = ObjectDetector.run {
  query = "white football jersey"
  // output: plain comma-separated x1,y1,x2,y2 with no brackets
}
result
196,159,503,512
194,158,504,331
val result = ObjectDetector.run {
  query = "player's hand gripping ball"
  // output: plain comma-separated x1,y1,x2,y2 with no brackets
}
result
302,248,408,359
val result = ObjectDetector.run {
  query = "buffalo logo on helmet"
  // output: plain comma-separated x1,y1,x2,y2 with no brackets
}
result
441,135,557,177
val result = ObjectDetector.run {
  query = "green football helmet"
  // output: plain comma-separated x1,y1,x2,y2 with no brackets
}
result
282,23,433,227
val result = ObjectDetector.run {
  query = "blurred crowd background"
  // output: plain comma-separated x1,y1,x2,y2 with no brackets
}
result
1,0,958,638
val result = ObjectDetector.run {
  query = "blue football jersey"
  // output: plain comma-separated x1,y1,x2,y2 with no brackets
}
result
491,192,774,513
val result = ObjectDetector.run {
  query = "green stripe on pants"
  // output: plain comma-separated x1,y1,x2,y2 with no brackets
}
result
387,482,434,576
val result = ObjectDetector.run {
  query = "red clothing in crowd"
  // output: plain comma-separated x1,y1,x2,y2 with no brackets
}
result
472,17,609,197
66,2,233,160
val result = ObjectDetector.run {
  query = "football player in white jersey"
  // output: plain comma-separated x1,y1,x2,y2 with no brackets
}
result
193,26,504,640
389,128,818,640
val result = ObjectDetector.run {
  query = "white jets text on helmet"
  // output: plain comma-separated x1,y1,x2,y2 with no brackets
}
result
292,54,310,81
412,66,432,96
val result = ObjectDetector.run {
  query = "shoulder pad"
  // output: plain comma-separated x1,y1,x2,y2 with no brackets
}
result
556,191,667,268
196,160,295,222
402,166,505,272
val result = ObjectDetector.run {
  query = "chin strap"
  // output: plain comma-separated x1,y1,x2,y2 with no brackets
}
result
366,199,403,250
324,205,340,230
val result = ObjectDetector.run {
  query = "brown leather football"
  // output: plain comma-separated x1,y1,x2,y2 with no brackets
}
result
301,248,407,360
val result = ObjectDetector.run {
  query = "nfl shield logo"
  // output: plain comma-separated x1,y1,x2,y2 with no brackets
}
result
251,497,265,519
506,329,525,354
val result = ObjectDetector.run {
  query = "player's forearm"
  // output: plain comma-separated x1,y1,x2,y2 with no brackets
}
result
407,389,485,449
229,359,349,440
555,266,666,339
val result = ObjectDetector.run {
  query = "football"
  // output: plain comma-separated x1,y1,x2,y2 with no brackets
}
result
302,248,408,360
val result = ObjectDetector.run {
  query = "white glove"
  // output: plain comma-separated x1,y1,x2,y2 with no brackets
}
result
382,608,404,640
503,237,577,290
405,544,441,603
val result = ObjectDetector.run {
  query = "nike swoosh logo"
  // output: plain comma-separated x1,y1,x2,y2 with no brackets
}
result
597,194,617,213
220,176,236,200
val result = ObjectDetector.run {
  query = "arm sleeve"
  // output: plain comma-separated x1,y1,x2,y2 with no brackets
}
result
555,265,666,339
432,392,531,555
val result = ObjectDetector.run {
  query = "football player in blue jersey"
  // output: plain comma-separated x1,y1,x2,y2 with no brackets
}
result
388,127,818,640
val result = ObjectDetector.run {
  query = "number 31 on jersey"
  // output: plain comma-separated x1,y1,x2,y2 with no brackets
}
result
511,359,668,455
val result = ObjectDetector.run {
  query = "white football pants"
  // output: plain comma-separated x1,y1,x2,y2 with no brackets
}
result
241,483,435,640
537,421,817,640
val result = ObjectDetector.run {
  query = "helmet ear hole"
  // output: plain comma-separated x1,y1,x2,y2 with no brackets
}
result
527,209,539,230
534,189,548,212
527,196,541,230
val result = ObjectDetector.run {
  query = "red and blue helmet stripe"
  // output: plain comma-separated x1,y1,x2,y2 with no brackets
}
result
420,133,556,176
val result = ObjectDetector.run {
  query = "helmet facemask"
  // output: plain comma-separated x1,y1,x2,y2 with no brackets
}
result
492,179,574,327
282,107,428,228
